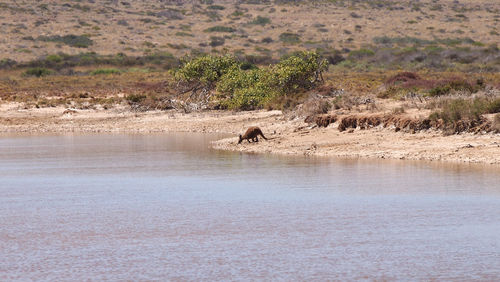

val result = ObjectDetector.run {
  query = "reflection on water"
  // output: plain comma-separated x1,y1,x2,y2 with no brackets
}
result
1,133,500,280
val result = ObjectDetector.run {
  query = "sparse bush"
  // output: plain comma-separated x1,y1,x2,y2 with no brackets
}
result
23,67,52,77
126,94,147,103
430,97,500,131
90,68,122,75
386,72,420,85
207,5,225,10
0,58,17,69
279,32,301,44
38,34,93,48
249,16,271,26
117,20,128,26
204,26,236,33
261,37,273,43
493,114,500,132
209,36,225,47
175,31,194,37
428,78,477,96
348,48,375,59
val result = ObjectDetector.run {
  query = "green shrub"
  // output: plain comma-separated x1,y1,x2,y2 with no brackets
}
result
209,36,225,47
204,26,236,33
175,31,194,37
429,85,452,96
279,32,301,44
0,58,17,69
175,51,327,110
431,97,500,126
486,98,500,113
175,54,238,86
249,16,271,26
38,34,93,48
207,5,225,10
23,67,52,77
428,78,477,96
126,94,147,103
90,68,122,75
272,51,328,93
348,48,375,59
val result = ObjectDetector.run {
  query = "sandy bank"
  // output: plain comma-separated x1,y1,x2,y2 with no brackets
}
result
1,104,499,165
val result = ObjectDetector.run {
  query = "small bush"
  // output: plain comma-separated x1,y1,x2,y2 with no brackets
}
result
23,67,52,77
175,51,327,110
126,94,146,103
486,98,500,114
38,34,93,48
386,72,420,85
428,78,477,96
249,16,271,26
90,68,122,75
209,36,225,47
204,26,236,33
348,48,375,59
279,32,301,44
207,5,225,10
0,58,17,69
175,54,238,86
429,85,452,96
430,97,500,128
261,37,273,43
493,114,500,132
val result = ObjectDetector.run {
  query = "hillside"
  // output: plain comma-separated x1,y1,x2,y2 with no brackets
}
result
1,0,498,66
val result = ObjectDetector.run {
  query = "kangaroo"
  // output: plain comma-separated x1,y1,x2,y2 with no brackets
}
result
238,126,267,144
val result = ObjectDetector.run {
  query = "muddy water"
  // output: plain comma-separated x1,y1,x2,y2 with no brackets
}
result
1,133,500,280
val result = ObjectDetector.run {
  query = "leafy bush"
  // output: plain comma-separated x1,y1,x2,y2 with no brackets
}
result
272,51,328,93
175,51,327,110
174,55,238,86
23,67,52,77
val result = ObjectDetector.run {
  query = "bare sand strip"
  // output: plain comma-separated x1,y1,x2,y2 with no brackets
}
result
1,105,499,165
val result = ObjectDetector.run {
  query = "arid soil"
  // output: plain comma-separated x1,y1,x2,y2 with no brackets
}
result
1,103,499,165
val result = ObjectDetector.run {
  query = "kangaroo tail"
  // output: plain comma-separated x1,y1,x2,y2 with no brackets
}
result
260,132,267,140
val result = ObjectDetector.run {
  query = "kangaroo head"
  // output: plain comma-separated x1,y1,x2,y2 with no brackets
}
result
238,134,243,144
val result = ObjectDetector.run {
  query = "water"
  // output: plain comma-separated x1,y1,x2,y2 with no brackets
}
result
1,133,500,280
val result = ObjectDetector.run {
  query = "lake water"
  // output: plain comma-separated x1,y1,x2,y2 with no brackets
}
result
1,133,500,280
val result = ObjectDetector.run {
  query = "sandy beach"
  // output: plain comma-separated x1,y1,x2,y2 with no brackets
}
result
1,103,499,165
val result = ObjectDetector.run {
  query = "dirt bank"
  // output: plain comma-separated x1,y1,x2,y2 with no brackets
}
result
1,103,500,165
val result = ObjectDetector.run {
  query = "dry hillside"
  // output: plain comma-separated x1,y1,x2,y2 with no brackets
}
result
0,0,498,62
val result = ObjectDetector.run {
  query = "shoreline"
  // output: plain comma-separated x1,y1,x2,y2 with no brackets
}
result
1,104,500,165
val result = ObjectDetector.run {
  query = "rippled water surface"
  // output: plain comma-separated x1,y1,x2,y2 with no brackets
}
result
1,133,500,280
